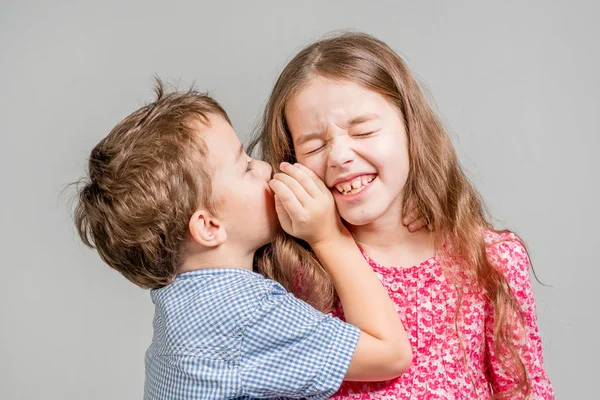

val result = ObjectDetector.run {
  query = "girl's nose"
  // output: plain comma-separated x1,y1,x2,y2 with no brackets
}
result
327,137,355,168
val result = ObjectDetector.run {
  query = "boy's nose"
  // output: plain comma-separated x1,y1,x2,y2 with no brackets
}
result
260,160,273,180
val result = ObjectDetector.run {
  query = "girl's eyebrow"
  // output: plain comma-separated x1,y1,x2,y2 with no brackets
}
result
296,113,380,145
347,113,380,126
295,132,323,145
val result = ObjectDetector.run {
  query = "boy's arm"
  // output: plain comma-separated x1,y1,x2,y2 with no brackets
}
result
239,281,360,399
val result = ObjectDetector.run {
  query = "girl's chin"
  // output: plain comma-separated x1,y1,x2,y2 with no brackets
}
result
339,212,380,228
338,203,395,228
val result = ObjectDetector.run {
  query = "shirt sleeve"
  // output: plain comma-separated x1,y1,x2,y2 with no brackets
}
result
484,235,554,399
239,280,360,399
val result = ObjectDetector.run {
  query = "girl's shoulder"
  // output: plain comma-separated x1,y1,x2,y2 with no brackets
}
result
483,227,523,247
483,228,530,279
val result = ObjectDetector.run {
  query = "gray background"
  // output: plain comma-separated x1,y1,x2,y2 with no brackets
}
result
1,0,597,398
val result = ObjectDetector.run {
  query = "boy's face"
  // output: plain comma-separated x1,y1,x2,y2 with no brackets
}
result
203,115,277,252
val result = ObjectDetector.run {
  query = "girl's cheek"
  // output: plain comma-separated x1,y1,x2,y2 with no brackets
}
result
300,156,324,177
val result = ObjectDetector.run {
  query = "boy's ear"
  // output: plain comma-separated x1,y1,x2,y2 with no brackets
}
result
188,210,227,248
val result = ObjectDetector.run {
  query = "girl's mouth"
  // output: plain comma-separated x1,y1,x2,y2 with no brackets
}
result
333,174,377,196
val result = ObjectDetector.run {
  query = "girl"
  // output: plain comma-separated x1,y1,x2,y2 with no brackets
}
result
251,32,554,399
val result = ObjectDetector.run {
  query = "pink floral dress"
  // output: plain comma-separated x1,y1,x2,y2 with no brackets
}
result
331,230,554,399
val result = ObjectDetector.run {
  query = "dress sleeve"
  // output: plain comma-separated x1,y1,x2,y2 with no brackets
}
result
484,235,554,399
239,280,360,399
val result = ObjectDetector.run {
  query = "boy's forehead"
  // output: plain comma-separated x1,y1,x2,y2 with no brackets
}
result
200,115,242,167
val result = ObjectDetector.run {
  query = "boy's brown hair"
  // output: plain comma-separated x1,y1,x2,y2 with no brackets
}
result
74,80,230,289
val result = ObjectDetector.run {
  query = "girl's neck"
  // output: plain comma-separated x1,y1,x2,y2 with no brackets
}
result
348,212,435,268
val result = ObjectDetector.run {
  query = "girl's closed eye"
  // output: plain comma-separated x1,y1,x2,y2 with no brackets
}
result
305,144,326,155
352,130,378,137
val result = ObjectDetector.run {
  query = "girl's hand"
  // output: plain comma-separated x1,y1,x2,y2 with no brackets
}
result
268,162,346,247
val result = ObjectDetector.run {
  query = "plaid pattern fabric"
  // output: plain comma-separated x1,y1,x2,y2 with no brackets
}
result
144,268,360,399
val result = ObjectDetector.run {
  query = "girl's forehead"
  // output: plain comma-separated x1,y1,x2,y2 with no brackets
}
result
287,78,387,125
286,85,390,137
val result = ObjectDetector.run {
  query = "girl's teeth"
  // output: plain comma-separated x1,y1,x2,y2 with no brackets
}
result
334,175,376,195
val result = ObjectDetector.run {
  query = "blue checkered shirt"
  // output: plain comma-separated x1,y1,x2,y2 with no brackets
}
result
144,268,360,399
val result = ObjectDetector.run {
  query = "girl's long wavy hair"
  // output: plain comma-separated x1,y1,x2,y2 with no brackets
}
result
249,31,529,398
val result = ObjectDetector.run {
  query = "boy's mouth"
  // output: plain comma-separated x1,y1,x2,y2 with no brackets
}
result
332,174,376,196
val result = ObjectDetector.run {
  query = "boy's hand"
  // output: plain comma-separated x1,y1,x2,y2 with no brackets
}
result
269,162,347,247
403,199,431,232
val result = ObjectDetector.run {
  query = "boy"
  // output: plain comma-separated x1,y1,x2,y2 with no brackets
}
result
74,81,411,399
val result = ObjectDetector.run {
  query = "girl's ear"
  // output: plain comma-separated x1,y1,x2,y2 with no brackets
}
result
188,210,227,248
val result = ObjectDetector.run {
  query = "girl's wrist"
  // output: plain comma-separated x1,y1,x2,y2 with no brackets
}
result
310,230,355,256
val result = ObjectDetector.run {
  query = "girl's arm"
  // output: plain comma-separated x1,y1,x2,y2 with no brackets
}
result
484,234,554,399
270,162,412,382
311,236,412,381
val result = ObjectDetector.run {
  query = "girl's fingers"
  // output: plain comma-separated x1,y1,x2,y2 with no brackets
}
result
290,163,330,195
273,194,292,227
268,179,305,220
272,172,312,206
280,162,322,198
